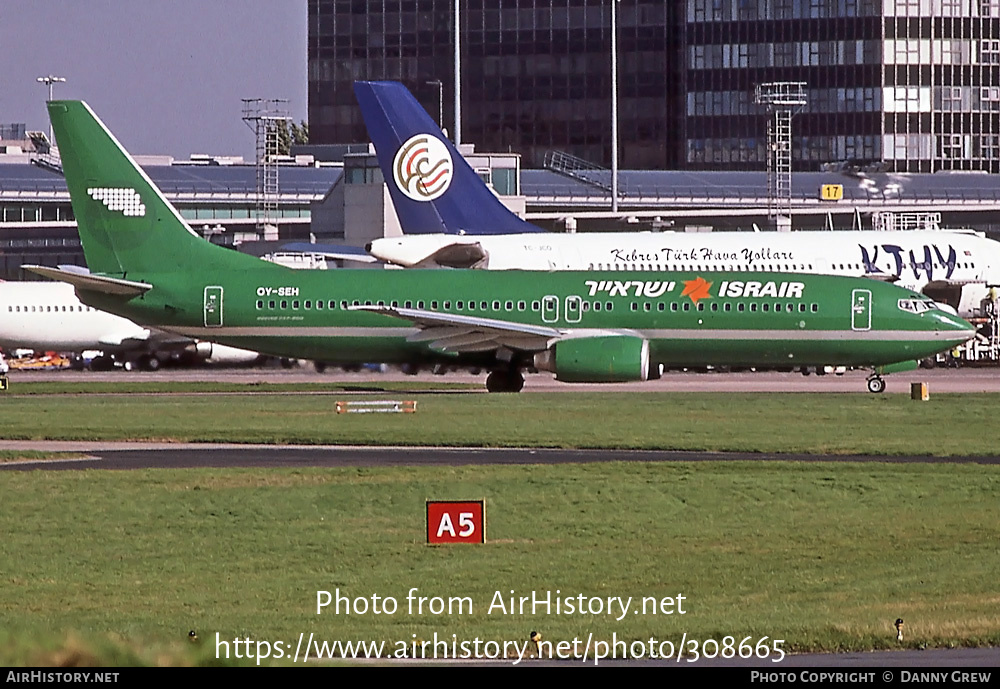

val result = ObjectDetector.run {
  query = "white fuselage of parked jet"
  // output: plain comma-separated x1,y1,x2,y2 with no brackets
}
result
0,281,259,364
367,229,1000,316
0,281,148,351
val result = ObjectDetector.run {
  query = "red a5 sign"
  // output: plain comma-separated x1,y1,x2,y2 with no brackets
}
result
426,500,486,544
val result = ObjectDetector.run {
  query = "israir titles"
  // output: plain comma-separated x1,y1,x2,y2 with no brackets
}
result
584,279,806,299
718,281,805,299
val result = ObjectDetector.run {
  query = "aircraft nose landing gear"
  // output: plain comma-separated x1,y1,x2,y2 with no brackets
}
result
866,375,886,394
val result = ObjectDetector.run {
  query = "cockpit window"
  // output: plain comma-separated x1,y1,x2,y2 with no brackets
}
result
898,299,935,314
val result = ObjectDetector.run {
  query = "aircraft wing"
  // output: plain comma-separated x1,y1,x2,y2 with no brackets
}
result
279,243,380,264
862,273,900,282
350,305,559,353
98,331,151,348
22,264,152,297
925,278,987,286
97,329,195,350
864,273,986,287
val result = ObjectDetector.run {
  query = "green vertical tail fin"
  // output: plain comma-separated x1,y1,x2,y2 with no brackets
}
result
47,100,263,278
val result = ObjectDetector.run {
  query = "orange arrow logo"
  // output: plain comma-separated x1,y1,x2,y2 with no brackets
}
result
681,276,713,304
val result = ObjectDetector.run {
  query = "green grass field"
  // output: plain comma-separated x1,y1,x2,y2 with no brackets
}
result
1,462,998,665
1,386,998,455
0,451,83,464
2,385,998,665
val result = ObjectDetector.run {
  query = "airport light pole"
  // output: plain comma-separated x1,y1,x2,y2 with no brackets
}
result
454,0,462,145
426,79,444,129
610,0,619,213
36,75,66,146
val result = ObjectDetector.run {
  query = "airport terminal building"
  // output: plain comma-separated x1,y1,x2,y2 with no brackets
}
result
0,151,340,280
5,143,1000,281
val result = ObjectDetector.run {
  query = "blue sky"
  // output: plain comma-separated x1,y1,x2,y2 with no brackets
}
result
0,1,307,159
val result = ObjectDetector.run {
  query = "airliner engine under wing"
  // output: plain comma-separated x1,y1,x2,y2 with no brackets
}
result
354,80,1000,317
33,100,974,393
0,281,261,370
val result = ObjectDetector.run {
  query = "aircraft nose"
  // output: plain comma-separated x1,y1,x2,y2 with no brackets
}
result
938,313,976,339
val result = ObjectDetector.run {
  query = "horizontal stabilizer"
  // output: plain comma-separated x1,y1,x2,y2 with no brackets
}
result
22,264,152,297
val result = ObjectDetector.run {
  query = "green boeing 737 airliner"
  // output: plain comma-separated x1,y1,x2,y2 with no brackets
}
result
27,101,973,392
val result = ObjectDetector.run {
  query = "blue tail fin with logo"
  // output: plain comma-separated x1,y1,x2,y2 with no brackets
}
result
353,80,542,235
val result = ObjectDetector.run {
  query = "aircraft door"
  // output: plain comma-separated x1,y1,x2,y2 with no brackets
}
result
565,295,582,323
542,295,559,323
204,286,224,327
851,289,871,331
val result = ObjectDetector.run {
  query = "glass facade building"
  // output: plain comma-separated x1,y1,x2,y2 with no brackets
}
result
309,0,1000,172
684,0,1000,172
308,0,682,169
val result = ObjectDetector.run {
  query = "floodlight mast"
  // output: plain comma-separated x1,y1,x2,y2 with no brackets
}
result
242,98,290,241
755,82,808,232
36,75,66,145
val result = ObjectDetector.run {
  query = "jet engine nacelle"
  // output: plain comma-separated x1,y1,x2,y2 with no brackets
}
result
533,335,658,383
193,341,261,364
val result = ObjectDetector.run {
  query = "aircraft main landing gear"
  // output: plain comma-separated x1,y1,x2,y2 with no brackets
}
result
866,375,886,394
90,355,115,371
485,368,524,393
